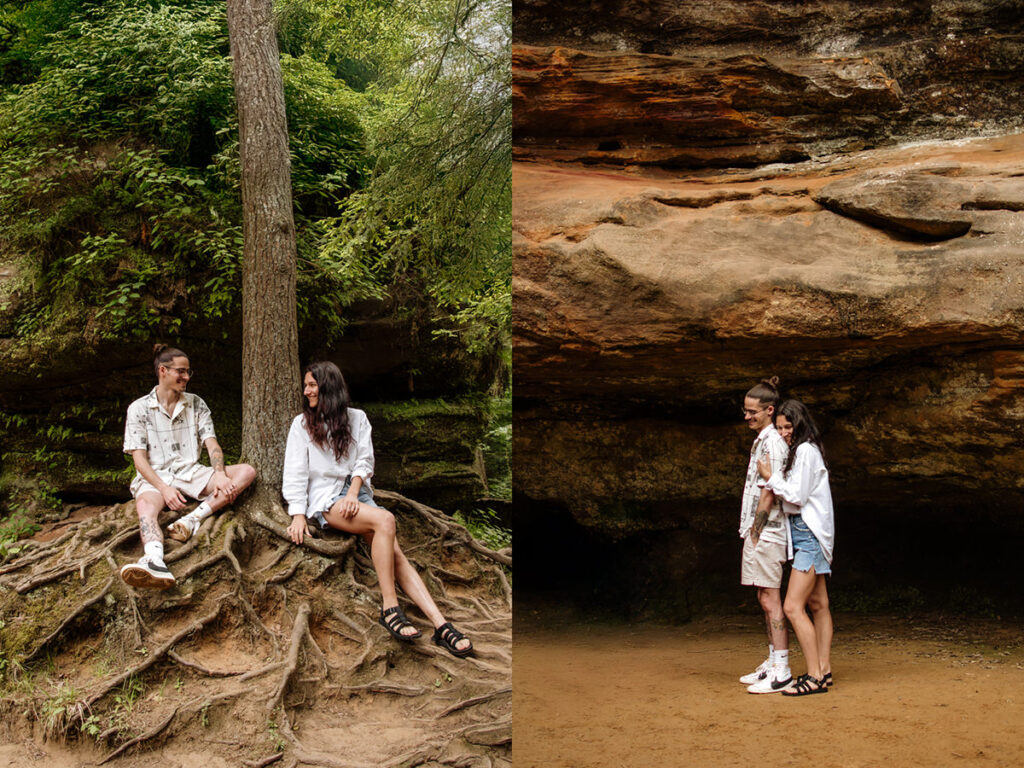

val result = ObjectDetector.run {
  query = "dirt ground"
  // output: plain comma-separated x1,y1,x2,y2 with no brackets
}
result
514,611,1024,768
0,498,510,768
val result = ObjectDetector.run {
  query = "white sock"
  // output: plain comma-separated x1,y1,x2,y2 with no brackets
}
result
773,649,790,675
191,500,214,522
144,540,165,567
768,643,775,662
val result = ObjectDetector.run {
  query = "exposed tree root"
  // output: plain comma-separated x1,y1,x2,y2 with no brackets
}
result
268,602,312,712
244,753,285,768
86,599,226,707
98,706,178,764
167,650,240,677
13,527,135,593
0,530,76,572
249,501,356,558
375,490,512,567
0,492,510,766
24,576,115,661
436,687,512,718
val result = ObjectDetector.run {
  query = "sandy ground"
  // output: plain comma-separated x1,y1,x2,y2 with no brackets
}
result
0,742,235,768
514,612,1024,768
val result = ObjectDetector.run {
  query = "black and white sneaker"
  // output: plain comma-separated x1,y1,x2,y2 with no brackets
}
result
746,669,794,694
739,657,771,685
120,557,175,590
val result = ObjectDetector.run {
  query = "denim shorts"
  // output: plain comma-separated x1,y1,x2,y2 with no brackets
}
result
311,478,377,529
790,514,831,575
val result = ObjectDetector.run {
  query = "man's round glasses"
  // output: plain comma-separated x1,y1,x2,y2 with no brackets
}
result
742,407,766,417
163,366,193,377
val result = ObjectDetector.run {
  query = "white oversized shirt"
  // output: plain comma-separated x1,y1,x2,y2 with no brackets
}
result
765,442,835,564
281,409,375,520
123,388,216,488
739,424,789,544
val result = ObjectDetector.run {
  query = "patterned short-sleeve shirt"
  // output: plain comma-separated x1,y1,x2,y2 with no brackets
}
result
124,388,216,484
739,424,789,544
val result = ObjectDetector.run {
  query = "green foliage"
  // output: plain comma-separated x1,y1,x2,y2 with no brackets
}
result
0,513,41,559
480,391,511,500
453,507,510,551
110,674,144,736
39,681,88,741
295,0,511,365
0,0,509,379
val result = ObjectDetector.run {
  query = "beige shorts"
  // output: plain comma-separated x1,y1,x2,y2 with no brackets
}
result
131,465,215,503
740,536,787,589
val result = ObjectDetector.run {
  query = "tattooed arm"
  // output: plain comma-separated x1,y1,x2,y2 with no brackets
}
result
750,487,775,544
203,437,235,501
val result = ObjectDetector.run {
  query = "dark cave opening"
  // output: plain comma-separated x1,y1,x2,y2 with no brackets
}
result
514,496,1024,623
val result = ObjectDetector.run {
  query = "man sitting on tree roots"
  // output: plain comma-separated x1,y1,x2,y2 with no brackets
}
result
738,376,793,693
119,344,256,589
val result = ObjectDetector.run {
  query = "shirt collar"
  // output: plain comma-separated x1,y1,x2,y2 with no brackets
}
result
146,386,189,418
756,423,777,442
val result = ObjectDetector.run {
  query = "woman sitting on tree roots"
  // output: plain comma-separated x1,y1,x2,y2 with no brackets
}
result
281,360,473,658
757,398,835,696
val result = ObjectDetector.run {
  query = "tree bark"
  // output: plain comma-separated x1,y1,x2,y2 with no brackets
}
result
227,0,301,488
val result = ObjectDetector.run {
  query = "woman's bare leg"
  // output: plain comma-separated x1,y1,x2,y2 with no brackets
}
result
784,567,822,680
807,574,833,676
322,501,412,636
363,534,471,652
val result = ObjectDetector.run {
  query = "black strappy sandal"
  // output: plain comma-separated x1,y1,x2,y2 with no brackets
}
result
782,673,828,696
432,622,473,658
379,605,421,642
822,672,833,688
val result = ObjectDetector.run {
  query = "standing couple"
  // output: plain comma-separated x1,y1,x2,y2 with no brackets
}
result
739,377,835,696
119,344,472,658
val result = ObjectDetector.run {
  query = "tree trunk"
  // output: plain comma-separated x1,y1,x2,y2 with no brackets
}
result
227,0,300,488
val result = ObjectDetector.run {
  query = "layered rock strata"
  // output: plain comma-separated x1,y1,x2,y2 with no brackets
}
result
513,135,1024,612
514,2,1024,167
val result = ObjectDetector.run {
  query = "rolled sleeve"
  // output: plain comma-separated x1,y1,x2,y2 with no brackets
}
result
194,397,216,443
766,444,821,509
123,401,149,454
350,411,375,484
281,417,310,519
755,435,787,489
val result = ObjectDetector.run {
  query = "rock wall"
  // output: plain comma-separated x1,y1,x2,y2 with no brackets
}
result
0,322,509,519
512,1,1024,616
514,2,1024,167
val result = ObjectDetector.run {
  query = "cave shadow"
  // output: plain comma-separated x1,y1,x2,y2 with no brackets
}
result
514,496,1024,633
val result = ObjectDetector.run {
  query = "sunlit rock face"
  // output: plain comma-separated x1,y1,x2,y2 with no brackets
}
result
512,1,1024,614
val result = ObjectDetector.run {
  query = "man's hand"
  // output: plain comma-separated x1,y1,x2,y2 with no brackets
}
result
287,515,307,545
209,471,237,503
161,484,187,511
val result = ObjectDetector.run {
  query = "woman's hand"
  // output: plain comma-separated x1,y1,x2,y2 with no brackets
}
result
338,494,360,519
287,515,307,545
756,456,772,481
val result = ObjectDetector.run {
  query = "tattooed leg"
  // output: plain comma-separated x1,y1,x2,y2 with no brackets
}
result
135,492,165,545
139,516,162,545
758,586,787,650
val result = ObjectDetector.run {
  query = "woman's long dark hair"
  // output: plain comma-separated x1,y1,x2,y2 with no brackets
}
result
776,399,827,477
302,361,352,461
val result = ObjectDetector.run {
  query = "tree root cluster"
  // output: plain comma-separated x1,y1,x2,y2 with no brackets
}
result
0,490,511,767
